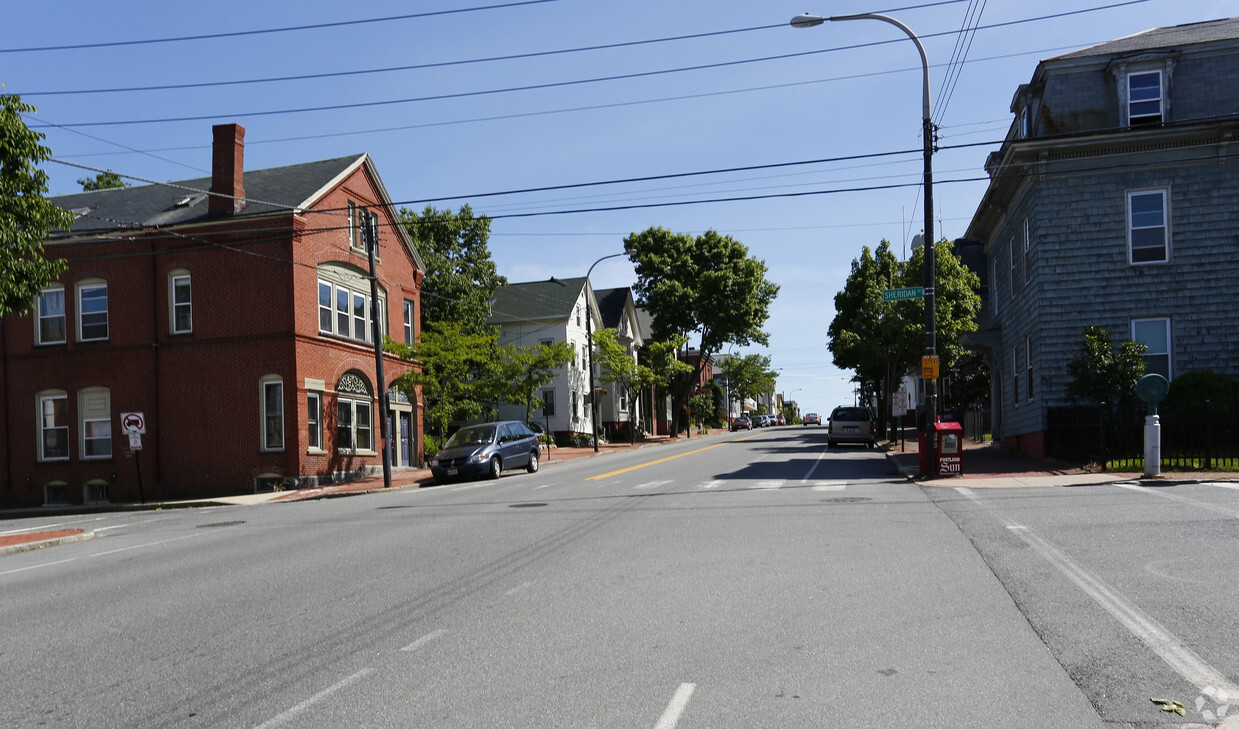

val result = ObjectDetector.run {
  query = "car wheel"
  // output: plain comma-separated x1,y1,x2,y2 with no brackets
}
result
488,456,502,480
527,448,540,473
827,439,835,447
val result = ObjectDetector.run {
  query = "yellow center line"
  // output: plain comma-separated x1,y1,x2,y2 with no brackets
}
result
587,432,766,480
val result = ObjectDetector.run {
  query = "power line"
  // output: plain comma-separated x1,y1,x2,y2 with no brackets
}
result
0,1,558,54
25,0,1152,130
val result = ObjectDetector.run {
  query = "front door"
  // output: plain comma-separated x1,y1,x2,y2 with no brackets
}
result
399,412,411,467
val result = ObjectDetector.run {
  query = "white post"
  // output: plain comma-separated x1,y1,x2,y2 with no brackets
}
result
1143,414,1161,478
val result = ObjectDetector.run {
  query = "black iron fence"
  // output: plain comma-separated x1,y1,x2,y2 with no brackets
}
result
1047,401,1239,471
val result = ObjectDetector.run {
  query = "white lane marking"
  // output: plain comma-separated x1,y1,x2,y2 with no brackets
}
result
401,629,447,653
87,533,199,557
698,480,722,490
1207,482,1239,491
958,487,1239,697
95,523,132,532
533,482,558,490
635,480,674,491
755,480,784,490
0,557,78,576
252,668,374,729
1115,483,1239,518
801,448,831,482
448,482,492,492
809,482,847,491
505,581,533,596
653,683,696,729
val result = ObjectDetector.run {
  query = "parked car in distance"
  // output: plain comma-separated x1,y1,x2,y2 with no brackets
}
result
753,414,768,427
430,421,541,483
803,413,822,426
776,414,787,426
730,415,753,431
827,407,876,448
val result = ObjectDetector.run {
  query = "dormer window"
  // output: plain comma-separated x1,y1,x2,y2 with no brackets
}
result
1128,70,1163,126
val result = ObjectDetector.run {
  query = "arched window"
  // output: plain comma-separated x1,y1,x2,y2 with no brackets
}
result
336,372,374,453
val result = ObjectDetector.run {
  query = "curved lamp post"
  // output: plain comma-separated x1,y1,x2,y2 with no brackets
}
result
584,252,629,452
791,12,938,476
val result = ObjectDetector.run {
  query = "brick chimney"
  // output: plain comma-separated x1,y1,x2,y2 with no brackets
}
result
209,123,246,216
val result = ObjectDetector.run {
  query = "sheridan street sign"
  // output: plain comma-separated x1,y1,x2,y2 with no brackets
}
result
882,286,924,302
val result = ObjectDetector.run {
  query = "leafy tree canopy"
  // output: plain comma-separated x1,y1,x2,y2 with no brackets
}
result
399,204,505,332
721,353,776,411
592,328,655,443
1065,326,1147,408
1,94,73,316
77,171,126,191
490,340,575,423
624,227,779,433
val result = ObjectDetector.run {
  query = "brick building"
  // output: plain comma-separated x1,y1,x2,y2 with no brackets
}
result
0,123,424,508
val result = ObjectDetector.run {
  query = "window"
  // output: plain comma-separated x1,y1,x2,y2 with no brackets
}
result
1132,318,1172,380
1009,237,1016,300
262,378,284,451
1128,70,1162,125
403,300,414,344
319,277,381,344
348,201,358,249
1010,345,1019,405
991,258,999,318
36,286,66,345
572,390,579,420
336,372,375,453
38,391,69,461
1022,218,1031,286
78,387,111,459
542,389,556,417
1025,334,1034,401
1128,190,1169,264
576,306,581,326
349,202,379,255
319,281,334,332
170,272,192,334
1018,107,1031,138
44,482,69,507
78,281,108,341
353,292,367,342
307,392,323,451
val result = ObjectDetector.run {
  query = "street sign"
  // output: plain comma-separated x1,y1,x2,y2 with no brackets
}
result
128,432,143,451
921,355,940,380
120,412,146,434
882,286,924,302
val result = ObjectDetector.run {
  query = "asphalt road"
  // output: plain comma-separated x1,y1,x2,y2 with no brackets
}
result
2,427,1236,728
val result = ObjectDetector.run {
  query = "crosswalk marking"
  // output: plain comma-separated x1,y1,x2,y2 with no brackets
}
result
755,480,785,490
807,481,847,491
634,480,674,490
698,480,722,490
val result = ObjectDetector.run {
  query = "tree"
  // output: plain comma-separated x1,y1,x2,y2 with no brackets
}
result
644,335,694,434
388,321,500,455
490,340,576,423
1,94,74,316
828,239,980,432
77,171,126,191
1065,326,1147,409
591,328,655,443
624,227,779,436
721,353,776,415
399,204,505,332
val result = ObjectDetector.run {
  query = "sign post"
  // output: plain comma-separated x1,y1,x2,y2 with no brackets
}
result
120,412,147,504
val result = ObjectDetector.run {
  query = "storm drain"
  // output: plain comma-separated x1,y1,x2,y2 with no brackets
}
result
820,497,872,504
509,503,548,509
198,520,245,528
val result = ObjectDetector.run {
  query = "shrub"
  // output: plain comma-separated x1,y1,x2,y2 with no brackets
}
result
1163,370,1239,410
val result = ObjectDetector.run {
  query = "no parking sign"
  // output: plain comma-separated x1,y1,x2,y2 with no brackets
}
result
120,412,146,434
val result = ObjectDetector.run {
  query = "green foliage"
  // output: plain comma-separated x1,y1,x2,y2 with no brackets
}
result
0,95,73,316
77,171,126,191
828,239,980,424
591,328,655,443
387,321,500,445
399,204,505,333
721,353,776,410
491,339,575,422
624,227,778,434
1162,370,1239,410
1065,326,1147,408
689,390,715,432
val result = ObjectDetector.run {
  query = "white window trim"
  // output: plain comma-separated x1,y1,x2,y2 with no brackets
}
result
77,279,109,342
1127,188,1170,266
37,390,70,462
169,271,192,335
990,258,999,318
1131,317,1173,381
1025,334,1034,402
318,277,382,345
1008,236,1016,301
78,386,112,460
261,376,285,452
307,391,324,454
403,299,413,345
1010,345,1019,406
36,285,66,345
1128,69,1163,125
1022,217,1031,286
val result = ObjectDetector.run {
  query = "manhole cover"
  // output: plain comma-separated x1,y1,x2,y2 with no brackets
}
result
509,503,548,509
820,497,871,504
198,520,245,528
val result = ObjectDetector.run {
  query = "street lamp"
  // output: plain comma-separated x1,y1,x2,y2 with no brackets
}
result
791,11,938,476
584,252,628,453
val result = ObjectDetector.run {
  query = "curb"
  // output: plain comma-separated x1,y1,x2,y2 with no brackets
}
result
0,530,96,557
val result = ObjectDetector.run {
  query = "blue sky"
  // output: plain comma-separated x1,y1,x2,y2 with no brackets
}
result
5,0,1236,415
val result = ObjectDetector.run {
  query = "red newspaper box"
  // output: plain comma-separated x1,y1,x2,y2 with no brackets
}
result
919,420,963,476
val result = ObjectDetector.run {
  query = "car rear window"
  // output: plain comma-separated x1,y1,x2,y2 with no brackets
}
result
832,408,870,421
